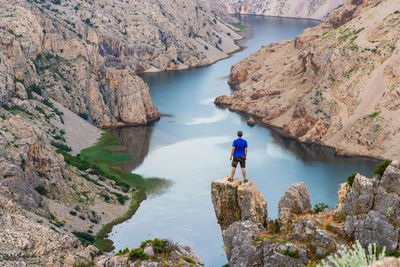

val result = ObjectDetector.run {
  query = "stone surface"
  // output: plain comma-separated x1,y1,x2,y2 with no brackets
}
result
222,220,263,266
211,177,268,230
263,241,308,267
278,182,311,223
368,257,400,267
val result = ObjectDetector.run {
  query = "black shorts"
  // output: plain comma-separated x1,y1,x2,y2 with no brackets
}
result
232,157,246,168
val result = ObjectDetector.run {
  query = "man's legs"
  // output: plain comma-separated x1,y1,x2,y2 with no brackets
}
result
230,167,236,179
241,167,246,181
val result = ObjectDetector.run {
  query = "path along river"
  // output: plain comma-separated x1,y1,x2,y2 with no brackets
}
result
109,15,378,266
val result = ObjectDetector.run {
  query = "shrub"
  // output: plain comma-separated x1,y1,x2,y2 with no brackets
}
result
115,247,129,256
374,159,391,177
79,215,86,220
69,210,77,216
282,246,301,259
272,219,280,234
347,173,357,186
34,185,47,196
313,203,329,213
41,98,54,108
50,141,72,152
128,248,148,261
112,192,129,204
182,256,195,264
318,241,384,266
78,112,89,120
72,231,95,246
140,238,174,254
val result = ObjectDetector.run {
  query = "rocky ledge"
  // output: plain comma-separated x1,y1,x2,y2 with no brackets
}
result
211,161,400,266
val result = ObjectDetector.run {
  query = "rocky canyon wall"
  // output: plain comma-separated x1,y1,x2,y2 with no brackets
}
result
213,0,346,20
216,0,400,159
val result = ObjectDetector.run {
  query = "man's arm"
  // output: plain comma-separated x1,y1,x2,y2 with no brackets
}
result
230,147,235,160
245,147,247,160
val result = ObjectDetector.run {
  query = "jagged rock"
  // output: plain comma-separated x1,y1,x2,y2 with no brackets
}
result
368,257,400,267
144,245,155,258
345,211,399,252
278,182,311,223
222,220,263,266
336,174,377,216
263,240,308,267
211,177,268,230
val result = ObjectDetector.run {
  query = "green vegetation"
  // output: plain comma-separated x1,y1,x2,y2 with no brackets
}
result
69,210,77,216
50,141,72,152
272,219,280,234
282,246,301,259
182,256,196,264
140,238,175,254
347,173,357,187
230,23,247,30
319,241,384,266
128,248,149,261
73,262,94,267
73,231,95,246
313,203,329,214
374,159,391,177
34,185,47,196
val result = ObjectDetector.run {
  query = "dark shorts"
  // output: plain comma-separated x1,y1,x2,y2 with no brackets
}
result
232,157,246,168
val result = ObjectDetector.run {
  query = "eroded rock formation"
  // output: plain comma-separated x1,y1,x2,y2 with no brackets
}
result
211,163,400,266
216,0,400,159
214,0,345,20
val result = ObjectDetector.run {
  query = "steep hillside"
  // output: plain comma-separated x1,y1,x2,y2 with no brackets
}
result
0,0,241,127
216,0,400,159
215,0,345,20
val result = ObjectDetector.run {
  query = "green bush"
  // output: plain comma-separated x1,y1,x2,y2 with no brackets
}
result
374,159,391,177
182,256,195,264
79,215,86,220
313,203,329,214
272,219,280,234
73,231,95,246
140,238,174,254
282,246,300,259
50,141,71,152
41,98,54,108
34,185,47,196
78,112,89,120
318,241,384,266
347,173,357,186
69,210,77,216
128,248,148,261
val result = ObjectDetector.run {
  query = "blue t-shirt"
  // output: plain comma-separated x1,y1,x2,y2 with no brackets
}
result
232,138,247,157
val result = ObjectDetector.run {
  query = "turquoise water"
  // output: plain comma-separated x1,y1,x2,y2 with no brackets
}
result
109,15,378,266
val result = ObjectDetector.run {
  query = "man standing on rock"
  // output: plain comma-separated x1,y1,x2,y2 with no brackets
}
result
229,131,248,183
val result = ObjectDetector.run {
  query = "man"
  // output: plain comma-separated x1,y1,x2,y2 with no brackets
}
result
229,131,248,183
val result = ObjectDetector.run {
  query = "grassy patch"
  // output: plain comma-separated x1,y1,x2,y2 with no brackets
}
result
313,202,329,213
230,23,247,30
347,173,357,186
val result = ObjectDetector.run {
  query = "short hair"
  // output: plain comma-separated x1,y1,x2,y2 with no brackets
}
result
237,131,243,137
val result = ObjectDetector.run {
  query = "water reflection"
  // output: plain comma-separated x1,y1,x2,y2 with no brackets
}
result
107,126,153,172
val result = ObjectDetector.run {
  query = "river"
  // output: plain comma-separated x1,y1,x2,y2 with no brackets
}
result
108,15,378,267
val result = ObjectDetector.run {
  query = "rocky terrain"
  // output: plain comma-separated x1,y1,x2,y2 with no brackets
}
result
216,0,400,159
215,0,345,20
0,0,242,127
211,160,400,266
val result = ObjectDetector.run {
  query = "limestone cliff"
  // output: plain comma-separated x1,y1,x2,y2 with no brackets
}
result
0,0,242,127
214,0,345,20
216,0,400,159
211,163,400,266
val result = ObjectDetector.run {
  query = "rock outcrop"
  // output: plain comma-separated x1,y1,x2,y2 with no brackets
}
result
216,0,400,159
211,177,268,230
211,166,400,266
95,239,202,267
278,182,311,223
216,0,345,20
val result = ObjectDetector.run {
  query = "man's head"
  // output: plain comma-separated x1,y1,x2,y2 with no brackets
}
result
237,131,243,137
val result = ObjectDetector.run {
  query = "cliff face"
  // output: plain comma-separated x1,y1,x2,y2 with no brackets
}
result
0,0,241,127
211,163,400,266
216,0,400,159
214,0,345,20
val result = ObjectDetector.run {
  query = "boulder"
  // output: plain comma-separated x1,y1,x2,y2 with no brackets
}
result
278,182,311,223
346,211,399,252
263,241,308,267
368,257,400,267
222,220,263,266
211,177,268,230
247,117,256,126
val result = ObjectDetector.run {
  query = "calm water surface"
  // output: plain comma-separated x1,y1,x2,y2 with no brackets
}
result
109,16,378,266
